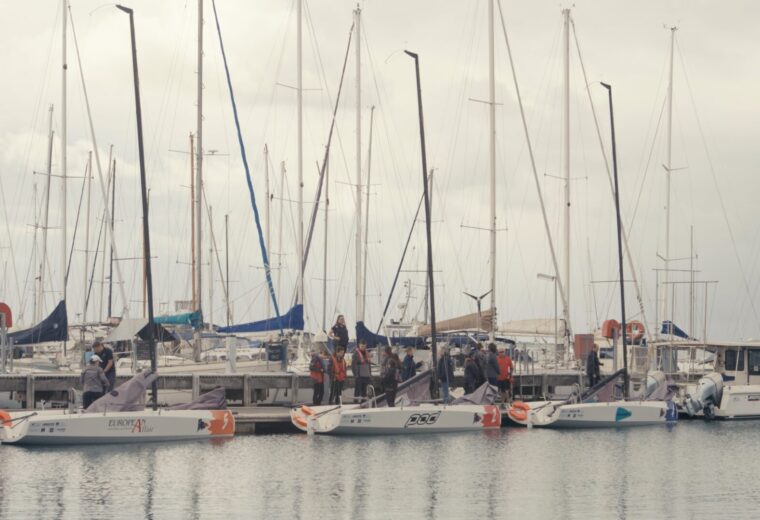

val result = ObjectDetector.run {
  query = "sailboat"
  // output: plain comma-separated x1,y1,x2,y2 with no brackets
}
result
1,3,236,445
290,50,502,436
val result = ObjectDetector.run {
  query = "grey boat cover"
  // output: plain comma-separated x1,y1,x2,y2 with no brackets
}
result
167,386,228,410
85,370,158,413
451,381,499,405
364,369,432,408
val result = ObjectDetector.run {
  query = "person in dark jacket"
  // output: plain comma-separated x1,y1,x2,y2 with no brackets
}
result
328,315,349,351
464,350,481,394
80,354,109,409
383,354,401,407
437,347,455,403
486,343,500,386
93,341,116,391
586,344,603,387
475,343,488,386
401,347,422,381
351,339,372,398
309,352,325,405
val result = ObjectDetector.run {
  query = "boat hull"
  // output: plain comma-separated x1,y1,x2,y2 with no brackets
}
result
714,385,760,420
291,404,501,435
509,401,675,428
0,409,235,445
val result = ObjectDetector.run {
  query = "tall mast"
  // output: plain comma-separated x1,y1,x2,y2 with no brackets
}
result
190,132,196,310
361,105,374,323
264,143,271,317
61,0,68,308
322,154,329,331
423,170,433,323
225,213,230,326
208,206,213,327
107,160,116,318
562,8,571,341
663,26,676,330
354,5,363,323
488,0,496,340
83,151,92,322
296,0,304,307
38,105,55,323
194,0,203,359
98,145,113,321
278,161,285,300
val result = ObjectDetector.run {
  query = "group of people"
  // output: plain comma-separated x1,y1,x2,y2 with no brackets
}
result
80,341,116,408
461,342,513,401
308,315,516,406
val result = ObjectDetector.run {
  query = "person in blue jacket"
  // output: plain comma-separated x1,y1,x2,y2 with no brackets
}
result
401,347,422,381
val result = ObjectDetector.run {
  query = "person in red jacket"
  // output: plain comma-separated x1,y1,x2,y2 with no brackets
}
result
497,347,514,403
329,348,348,404
309,351,325,405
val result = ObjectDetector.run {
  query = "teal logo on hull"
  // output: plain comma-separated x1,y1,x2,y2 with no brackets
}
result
615,407,632,422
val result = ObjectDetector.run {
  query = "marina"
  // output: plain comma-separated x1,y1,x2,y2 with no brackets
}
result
2,0,760,517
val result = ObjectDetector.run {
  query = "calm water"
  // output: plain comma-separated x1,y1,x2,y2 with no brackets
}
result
1,421,759,519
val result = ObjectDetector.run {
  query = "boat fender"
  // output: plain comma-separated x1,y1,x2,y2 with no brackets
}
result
301,405,315,416
508,401,530,422
0,410,11,427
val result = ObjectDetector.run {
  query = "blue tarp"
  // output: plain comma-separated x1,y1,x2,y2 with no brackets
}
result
355,321,425,348
8,300,68,345
217,304,304,334
155,310,202,328
661,321,689,339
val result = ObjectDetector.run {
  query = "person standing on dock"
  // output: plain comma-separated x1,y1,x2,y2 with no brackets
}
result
486,343,500,386
329,348,348,404
93,341,116,391
80,354,109,409
586,344,602,387
497,347,514,403
437,346,455,403
352,339,372,398
401,347,422,381
475,343,488,384
328,315,349,351
383,354,401,407
464,350,480,394
309,351,326,405
320,348,332,401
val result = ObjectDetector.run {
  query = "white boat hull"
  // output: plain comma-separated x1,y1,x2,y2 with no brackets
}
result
291,403,501,435
509,400,675,428
714,385,760,419
0,409,235,445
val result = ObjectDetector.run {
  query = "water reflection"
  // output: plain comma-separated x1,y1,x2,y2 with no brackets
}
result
2,423,760,519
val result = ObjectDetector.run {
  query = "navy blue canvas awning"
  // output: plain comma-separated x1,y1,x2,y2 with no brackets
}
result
355,321,424,348
218,304,304,334
8,300,68,345
661,321,689,339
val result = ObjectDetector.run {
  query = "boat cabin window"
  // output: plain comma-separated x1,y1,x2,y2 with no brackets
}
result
749,349,760,376
725,348,745,372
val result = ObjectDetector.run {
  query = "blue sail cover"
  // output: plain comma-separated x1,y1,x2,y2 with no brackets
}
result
217,305,304,334
8,300,68,345
154,310,202,328
355,321,424,348
660,321,689,339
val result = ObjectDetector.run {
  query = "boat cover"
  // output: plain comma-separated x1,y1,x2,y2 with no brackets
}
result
660,321,689,339
355,321,424,348
417,309,494,336
8,300,68,345
363,369,432,408
451,381,499,405
167,386,227,410
217,304,304,333
155,310,202,328
104,318,175,343
85,370,158,413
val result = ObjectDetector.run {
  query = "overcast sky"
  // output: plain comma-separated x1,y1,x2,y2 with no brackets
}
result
1,0,759,341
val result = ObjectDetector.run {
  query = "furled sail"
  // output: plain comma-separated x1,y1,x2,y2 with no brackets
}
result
355,321,424,348
217,304,304,334
8,300,68,345
416,308,494,336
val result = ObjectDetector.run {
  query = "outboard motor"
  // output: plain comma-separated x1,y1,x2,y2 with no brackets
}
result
685,373,724,418
644,371,668,400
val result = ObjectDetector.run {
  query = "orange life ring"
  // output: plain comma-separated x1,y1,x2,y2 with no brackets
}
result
626,320,645,341
508,401,530,422
0,410,11,427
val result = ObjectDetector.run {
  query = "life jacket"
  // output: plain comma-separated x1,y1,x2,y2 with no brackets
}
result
497,353,513,382
332,355,347,382
310,357,324,383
